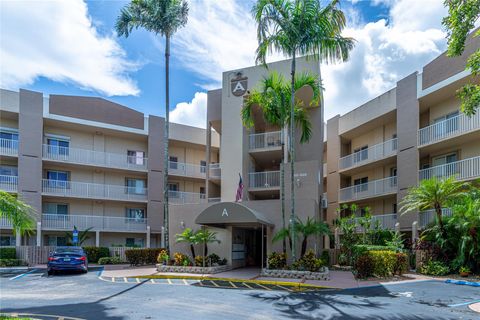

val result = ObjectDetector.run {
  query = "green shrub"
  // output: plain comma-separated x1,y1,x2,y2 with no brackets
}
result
369,250,397,277
352,245,398,260
0,247,16,259
355,254,374,279
173,252,191,266
292,249,325,272
218,258,227,266
320,250,330,266
394,253,408,275
207,253,220,265
125,248,164,266
194,255,205,267
267,252,287,270
157,249,169,264
420,259,450,276
98,257,124,265
82,246,109,263
0,259,27,267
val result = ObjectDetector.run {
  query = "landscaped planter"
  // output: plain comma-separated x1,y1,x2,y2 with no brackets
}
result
261,267,329,280
156,264,230,274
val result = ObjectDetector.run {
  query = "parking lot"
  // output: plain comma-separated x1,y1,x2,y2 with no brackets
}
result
1,268,479,320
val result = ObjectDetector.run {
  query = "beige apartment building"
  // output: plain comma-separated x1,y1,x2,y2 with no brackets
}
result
0,34,478,268
0,90,219,248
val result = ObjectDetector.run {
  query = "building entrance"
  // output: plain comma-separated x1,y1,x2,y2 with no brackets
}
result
232,226,266,268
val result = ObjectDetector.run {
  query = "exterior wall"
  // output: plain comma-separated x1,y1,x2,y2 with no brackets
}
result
326,116,340,225
0,118,18,129
427,96,460,123
147,116,165,232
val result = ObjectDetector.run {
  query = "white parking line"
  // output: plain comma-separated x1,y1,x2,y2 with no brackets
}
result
136,278,140,283
150,279,156,284
183,279,189,285
9,269,37,281
123,277,128,283
167,278,172,285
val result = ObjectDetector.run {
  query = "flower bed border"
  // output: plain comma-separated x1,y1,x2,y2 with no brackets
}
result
156,264,230,274
261,267,329,280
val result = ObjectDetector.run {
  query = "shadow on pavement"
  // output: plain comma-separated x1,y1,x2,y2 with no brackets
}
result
1,278,150,320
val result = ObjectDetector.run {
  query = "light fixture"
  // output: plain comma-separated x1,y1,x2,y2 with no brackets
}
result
180,221,185,229
296,178,301,187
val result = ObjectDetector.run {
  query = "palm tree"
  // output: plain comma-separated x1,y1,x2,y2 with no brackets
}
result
295,217,330,257
241,71,320,254
400,177,466,239
116,0,189,252
196,229,220,256
0,191,35,241
272,227,293,252
65,227,93,246
252,0,355,260
175,228,199,258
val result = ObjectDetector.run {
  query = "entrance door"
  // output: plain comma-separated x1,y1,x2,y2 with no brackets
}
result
232,227,267,268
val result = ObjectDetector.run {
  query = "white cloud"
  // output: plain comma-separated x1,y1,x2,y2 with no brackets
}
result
171,92,207,128
0,0,139,96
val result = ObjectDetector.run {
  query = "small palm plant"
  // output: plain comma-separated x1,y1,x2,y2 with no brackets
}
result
65,227,93,246
196,229,220,256
295,217,330,258
0,191,35,240
175,228,199,259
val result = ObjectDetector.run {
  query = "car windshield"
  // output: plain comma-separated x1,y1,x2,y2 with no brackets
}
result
54,247,83,255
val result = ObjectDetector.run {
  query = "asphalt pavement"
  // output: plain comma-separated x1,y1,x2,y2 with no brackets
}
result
0,267,479,320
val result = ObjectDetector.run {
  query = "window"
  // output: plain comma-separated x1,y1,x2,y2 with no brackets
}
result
125,178,146,195
47,138,70,156
0,166,17,183
200,187,206,199
393,203,397,214
0,236,15,246
353,146,368,163
43,203,69,216
432,153,458,177
169,156,178,169
392,134,397,150
126,237,144,248
168,183,179,197
390,167,397,177
354,177,368,192
359,207,368,217
434,111,459,137
0,129,18,150
126,208,145,222
127,150,145,165
46,170,69,188
47,236,67,246
200,160,206,173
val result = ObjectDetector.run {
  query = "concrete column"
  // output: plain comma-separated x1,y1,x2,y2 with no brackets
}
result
326,116,340,226
412,221,419,243
36,222,41,246
334,227,340,249
205,122,211,198
95,231,100,247
161,226,165,248
324,234,330,249
15,230,21,246
395,222,400,234
146,226,151,248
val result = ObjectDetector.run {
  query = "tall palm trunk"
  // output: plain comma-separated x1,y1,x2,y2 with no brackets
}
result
301,236,308,258
435,203,447,239
189,244,196,259
281,126,288,254
164,35,171,252
289,54,296,261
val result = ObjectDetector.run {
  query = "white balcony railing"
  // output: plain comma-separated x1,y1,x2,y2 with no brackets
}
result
208,197,221,203
209,163,221,180
0,216,13,228
339,176,397,202
419,208,453,229
42,179,148,202
339,138,397,170
249,131,282,150
418,112,480,146
0,138,18,156
249,171,280,189
42,145,148,171
419,156,480,181
168,191,207,205
371,214,397,230
0,175,18,192
168,161,206,179
41,214,147,232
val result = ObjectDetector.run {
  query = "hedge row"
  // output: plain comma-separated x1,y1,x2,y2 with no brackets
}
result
355,250,408,278
98,256,125,265
0,259,27,267
82,246,110,263
125,248,165,266
0,247,16,259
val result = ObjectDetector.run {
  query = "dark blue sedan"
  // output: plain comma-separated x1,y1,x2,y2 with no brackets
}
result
47,247,88,275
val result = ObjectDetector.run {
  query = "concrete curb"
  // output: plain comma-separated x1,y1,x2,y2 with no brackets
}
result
0,267,30,272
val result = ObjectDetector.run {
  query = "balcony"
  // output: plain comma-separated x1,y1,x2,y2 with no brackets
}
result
419,208,453,229
168,161,206,179
42,179,148,202
249,131,282,150
339,176,397,203
41,214,147,232
209,163,221,180
248,171,280,189
339,138,397,171
371,214,397,230
418,112,480,147
42,145,148,171
168,191,207,205
419,156,480,181
0,175,18,193
0,216,13,229
0,138,18,157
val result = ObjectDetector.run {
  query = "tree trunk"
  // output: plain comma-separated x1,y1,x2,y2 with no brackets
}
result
164,36,171,252
204,243,208,256
289,54,297,261
435,203,447,239
301,237,307,258
281,125,288,254
190,244,196,259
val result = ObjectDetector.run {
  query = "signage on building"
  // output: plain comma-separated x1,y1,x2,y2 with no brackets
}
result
222,208,229,216
231,72,248,97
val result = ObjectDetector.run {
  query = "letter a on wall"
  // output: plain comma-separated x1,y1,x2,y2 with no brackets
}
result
222,208,229,217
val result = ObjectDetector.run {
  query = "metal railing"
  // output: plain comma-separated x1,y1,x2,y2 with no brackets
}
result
339,176,397,202
42,179,148,202
248,171,280,188
209,163,221,179
0,138,18,156
168,161,206,178
418,111,480,146
371,214,397,230
339,138,397,170
419,208,453,229
0,216,13,228
42,145,148,171
419,156,480,181
41,214,147,232
208,197,221,203
249,131,282,150
168,191,207,205
0,175,18,192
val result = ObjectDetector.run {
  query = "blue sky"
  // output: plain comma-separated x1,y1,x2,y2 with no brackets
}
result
0,0,448,127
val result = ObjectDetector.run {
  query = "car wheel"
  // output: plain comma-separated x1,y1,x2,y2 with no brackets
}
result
47,270,53,276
